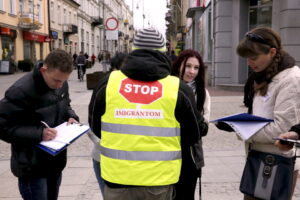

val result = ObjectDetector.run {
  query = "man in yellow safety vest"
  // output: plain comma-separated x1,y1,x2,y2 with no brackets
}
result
88,28,208,200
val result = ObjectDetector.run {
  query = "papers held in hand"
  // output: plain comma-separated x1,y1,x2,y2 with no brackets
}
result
38,122,90,156
210,113,273,141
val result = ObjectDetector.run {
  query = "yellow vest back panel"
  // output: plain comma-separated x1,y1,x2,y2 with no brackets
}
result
101,71,181,186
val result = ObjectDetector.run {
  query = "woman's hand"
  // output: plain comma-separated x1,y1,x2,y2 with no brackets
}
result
274,131,299,151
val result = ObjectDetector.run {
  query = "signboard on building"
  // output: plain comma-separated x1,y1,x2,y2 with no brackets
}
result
23,31,50,43
106,30,118,40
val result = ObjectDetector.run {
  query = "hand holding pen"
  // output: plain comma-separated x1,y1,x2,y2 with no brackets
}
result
41,121,57,141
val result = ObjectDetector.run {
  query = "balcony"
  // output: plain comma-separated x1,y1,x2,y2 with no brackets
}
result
18,12,42,30
91,17,103,27
124,34,129,40
63,24,78,34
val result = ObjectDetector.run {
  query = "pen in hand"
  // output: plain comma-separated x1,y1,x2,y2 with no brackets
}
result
40,121,69,144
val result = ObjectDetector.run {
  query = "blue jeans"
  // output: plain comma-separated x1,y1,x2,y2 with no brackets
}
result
18,172,62,200
93,159,105,194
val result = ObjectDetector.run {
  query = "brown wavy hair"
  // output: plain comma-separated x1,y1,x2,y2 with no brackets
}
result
236,27,283,96
171,49,206,113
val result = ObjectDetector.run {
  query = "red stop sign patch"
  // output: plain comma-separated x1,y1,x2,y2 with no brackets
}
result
119,78,162,104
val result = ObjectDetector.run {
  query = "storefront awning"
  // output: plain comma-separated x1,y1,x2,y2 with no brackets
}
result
23,31,50,43
186,7,205,18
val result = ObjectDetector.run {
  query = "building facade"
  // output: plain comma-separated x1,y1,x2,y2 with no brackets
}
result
0,0,50,65
49,0,80,54
168,0,300,87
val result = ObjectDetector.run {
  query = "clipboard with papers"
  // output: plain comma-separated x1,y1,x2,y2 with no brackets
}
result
210,113,273,141
37,122,90,156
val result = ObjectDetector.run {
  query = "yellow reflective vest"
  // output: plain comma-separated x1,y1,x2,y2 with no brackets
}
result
100,70,181,186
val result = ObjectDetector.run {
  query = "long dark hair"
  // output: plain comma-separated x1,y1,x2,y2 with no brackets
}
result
171,49,206,113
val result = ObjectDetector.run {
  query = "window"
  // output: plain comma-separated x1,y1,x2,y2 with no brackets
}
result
29,0,33,13
50,1,54,21
37,3,42,23
64,8,66,24
0,0,3,11
86,31,89,44
58,5,61,24
19,0,24,13
81,29,84,42
9,0,16,14
249,0,272,29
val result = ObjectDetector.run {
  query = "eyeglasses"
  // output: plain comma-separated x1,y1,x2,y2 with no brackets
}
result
245,32,274,48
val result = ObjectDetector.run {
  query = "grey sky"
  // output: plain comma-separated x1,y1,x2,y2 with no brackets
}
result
124,0,167,36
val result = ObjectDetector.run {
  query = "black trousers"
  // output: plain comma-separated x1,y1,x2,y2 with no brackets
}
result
174,168,201,200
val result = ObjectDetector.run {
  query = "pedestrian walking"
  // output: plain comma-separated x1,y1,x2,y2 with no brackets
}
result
98,51,103,63
0,49,79,200
225,27,300,200
76,51,87,80
171,49,211,200
88,28,208,200
73,52,78,69
169,50,178,63
91,54,96,66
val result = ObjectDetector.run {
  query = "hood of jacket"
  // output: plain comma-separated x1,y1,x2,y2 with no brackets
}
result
121,49,171,81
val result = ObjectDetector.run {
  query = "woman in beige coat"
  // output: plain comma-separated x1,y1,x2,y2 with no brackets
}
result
237,27,300,200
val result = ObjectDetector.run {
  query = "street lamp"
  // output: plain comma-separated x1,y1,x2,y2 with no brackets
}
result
133,0,145,28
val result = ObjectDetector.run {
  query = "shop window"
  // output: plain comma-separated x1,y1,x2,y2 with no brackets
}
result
2,36,15,60
249,0,272,29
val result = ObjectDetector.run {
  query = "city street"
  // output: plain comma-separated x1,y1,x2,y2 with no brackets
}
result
0,62,299,199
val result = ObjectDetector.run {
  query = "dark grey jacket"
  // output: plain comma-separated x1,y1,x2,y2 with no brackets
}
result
0,66,78,177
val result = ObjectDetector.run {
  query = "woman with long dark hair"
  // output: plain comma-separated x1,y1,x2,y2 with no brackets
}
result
171,49,210,200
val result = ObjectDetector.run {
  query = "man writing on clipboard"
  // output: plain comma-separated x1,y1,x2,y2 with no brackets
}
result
0,49,79,200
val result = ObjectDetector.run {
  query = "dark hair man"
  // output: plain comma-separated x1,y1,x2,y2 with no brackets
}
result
0,49,79,200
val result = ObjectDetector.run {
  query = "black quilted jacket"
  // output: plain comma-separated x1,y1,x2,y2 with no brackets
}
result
0,66,79,177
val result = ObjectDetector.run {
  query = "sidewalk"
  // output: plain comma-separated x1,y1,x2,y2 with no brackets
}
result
0,62,299,200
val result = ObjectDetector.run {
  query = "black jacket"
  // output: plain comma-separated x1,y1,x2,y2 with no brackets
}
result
88,49,208,186
0,66,79,178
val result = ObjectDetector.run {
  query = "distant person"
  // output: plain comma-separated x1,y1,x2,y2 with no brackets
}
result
0,49,79,200
171,49,210,200
73,52,78,68
88,28,208,200
91,54,96,66
98,51,103,63
84,52,89,59
76,51,87,80
170,50,177,62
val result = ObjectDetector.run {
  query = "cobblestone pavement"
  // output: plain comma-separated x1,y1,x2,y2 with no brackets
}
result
0,62,299,199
